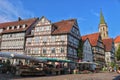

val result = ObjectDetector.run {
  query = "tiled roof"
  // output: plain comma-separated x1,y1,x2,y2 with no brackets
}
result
0,18,38,33
52,19,76,34
114,36,120,43
103,38,113,52
82,33,100,46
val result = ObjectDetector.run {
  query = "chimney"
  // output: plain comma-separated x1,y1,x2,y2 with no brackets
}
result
18,17,22,21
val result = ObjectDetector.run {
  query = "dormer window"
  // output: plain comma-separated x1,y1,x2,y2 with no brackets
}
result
7,27,9,30
9,26,12,29
12,26,14,30
14,26,17,29
0,29,2,33
17,25,20,29
22,24,26,28
3,28,6,31
20,25,22,28
41,18,44,23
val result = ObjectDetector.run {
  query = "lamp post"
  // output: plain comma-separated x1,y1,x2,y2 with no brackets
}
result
10,53,14,64
11,53,14,58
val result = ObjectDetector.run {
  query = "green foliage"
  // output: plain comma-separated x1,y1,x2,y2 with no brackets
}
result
109,62,115,68
102,66,107,71
6,59,10,65
116,45,120,61
77,39,83,59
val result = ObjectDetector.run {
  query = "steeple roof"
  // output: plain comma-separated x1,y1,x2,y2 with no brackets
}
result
100,10,106,24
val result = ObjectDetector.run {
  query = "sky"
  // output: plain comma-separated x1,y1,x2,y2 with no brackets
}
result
0,0,120,38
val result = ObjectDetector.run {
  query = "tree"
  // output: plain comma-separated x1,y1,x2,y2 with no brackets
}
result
116,45,120,61
109,62,115,68
77,39,83,60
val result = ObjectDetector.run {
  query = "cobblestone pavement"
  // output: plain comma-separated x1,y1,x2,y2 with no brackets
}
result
0,72,120,80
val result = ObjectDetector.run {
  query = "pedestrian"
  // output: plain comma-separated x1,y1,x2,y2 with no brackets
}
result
109,66,112,72
114,66,116,72
117,67,120,74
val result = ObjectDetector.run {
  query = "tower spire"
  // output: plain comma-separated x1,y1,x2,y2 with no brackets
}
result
100,10,106,24
99,9,109,39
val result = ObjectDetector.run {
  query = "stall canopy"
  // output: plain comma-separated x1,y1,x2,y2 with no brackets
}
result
0,52,46,62
0,52,74,63
36,57,74,63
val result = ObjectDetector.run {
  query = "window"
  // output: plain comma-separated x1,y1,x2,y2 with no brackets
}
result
95,47,98,51
46,26,50,31
43,36,47,42
0,29,3,33
61,35,65,41
3,28,6,31
76,31,79,35
17,25,20,29
33,48,39,54
41,18,44,23
43,48,46,54
51,36,55,42
22,24,26,28
41,27,44,31
10,34,12,37
51,48,55,53
12,26,14,30
27,38,32,44
27,48,31,54
60,47,64,53
74,49,77,54
7,27,9,30
35,27,39,32
34,37,40,43
9,27,12,29
68,47,73,54
14,26,17,29
103,27,104,31
20,25,22,28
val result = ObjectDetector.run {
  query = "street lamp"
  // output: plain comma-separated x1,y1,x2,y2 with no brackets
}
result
10,53,14,64
11,53,14,58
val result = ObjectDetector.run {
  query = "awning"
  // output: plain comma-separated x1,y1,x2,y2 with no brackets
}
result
36,57,74,63
0,52,46,62
77,61,97,65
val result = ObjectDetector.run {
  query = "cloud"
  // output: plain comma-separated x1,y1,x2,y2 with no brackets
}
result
0,0,34,23
90,9,99,17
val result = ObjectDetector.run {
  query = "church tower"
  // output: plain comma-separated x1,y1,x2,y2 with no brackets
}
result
99,10,109,39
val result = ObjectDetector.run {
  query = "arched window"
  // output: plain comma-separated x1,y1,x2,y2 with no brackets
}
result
103,27,104,31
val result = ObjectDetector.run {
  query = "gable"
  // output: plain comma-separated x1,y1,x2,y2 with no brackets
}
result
0,18,37,34
36,16,51,26
52,19,75,35
70,26,80,36
103,38,114,52
84,39,91,47
114,36,120,43
74,19,79,28
82,33,100,46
